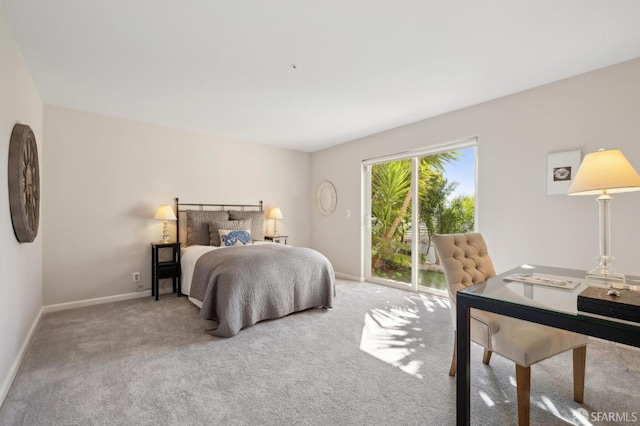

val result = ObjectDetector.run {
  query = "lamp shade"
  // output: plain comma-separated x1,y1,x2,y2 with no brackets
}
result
268,207,284,220
154,205,177,221
568,149,640,196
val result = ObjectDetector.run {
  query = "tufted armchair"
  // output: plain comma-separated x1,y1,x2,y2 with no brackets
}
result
432,233,588,426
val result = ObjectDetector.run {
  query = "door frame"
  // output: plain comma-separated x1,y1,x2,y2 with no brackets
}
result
362,137,478,296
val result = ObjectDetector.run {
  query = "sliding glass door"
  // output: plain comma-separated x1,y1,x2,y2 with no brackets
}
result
365,139,477,295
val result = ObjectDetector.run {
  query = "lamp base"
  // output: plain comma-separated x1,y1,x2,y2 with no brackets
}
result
160,221,171,243
585,255,626,288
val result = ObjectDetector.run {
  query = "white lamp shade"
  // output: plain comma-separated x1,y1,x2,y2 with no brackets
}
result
154,205,177,221
568,149,640,196
268,207,284,220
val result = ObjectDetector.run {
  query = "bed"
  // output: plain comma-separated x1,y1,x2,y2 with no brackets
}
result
176,198,335,337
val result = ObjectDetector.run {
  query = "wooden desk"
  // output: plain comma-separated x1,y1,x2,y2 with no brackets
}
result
456,265,640,425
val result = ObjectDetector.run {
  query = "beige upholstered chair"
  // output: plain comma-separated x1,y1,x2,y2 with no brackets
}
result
432,233,588,426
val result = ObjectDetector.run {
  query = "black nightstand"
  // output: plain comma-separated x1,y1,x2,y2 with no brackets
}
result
265,235,288,245
151,242,181,301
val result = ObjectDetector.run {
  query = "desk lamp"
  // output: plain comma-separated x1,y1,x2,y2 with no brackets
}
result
568,149,640,286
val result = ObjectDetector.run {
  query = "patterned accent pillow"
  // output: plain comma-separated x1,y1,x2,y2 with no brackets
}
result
209,219,252,246
186,210,230,246
219,229,252,246
228,210,265,241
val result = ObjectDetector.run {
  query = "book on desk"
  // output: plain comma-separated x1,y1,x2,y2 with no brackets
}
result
577,286,640,324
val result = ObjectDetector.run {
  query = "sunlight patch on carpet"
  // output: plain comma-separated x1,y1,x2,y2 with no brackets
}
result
538,395,584,425
359,306,426,378
478,390,495,407
570,408,592,425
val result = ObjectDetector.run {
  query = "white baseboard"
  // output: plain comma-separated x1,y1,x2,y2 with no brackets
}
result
1,289,160,407
335,272,364,282
0,307,43,408
42,290,153,313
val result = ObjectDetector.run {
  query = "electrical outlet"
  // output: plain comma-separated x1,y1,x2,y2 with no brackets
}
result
132,272,140,282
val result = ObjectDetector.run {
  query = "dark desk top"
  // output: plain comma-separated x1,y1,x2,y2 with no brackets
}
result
460,264,640,328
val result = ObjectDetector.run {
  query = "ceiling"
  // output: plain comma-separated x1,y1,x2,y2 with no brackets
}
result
3,1,640,152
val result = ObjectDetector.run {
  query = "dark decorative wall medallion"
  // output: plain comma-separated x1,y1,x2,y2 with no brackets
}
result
8,124,40,242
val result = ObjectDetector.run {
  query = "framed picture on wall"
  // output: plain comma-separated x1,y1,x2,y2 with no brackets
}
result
547,150,582,195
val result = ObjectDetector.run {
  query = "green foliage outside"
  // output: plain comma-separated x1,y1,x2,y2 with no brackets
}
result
371,153,475,283
374,268,449,291
420,172,475,260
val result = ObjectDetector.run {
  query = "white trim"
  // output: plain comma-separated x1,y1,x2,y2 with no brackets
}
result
362,136,477,166
42,290,152,313
363,137,478,288
364,278,449,298
368,276,414,291
363,163,373,284
335,272,364,282
0,307,43,407
1,289,170,406
410,158,419,292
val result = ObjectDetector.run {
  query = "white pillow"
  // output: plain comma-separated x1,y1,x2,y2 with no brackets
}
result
209,219,252,246
218,229,252,246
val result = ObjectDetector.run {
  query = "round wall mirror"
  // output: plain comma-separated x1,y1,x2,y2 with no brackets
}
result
316,181,337,216
8,124,40,243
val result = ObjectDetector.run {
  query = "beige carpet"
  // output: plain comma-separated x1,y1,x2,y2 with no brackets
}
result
1,280,639,425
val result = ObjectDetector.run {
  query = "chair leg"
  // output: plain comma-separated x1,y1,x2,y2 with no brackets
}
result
482,348,492,365
573,345,587,403
449,332,457,377
515,364,531,426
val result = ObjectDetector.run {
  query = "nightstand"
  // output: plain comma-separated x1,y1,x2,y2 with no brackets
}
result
151,242,181,301
264,235,288,245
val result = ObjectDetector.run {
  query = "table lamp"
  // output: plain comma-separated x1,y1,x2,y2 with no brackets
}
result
568,149,640,286
269,207,284,237
154,205,177,243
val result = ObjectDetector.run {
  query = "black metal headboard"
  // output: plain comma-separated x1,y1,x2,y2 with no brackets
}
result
174,197,263,245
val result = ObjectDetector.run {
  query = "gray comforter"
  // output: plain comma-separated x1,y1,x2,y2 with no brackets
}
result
190,244,335,337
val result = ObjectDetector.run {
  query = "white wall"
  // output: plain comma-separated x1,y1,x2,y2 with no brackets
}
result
310,58,640,280
0,7,43,403
43,106,310,305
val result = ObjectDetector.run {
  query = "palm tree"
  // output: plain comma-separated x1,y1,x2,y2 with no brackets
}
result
371,160,412,271
371,152,459,274
420,172,475,260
